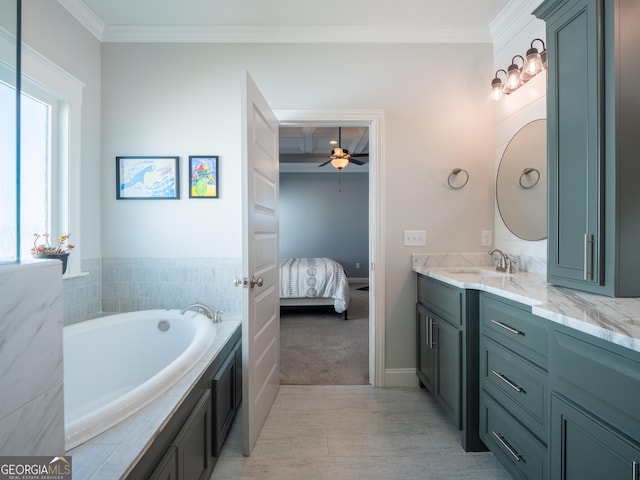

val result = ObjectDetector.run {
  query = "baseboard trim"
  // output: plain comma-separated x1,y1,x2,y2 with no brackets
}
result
384,368,419,387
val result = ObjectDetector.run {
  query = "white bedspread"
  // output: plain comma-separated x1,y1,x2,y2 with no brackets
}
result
280,257,350,313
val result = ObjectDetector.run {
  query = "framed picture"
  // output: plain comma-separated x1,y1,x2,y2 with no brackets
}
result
116,156,180,199
189,156,219,198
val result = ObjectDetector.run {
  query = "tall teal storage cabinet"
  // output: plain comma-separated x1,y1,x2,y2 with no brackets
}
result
534,0,640,297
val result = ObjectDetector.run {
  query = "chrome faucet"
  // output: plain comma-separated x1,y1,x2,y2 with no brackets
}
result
488,248,517,273
488,248,508,272
179,303,217,322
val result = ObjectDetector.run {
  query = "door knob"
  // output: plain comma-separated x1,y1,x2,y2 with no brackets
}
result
233,276,264,288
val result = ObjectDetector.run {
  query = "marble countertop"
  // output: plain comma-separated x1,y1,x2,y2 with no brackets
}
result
69,317,242,480
412,254,640,354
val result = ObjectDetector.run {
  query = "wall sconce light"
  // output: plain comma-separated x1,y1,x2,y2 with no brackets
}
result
503,55,524,94
490,38,547,101
521,39,547,83
490,69,507,102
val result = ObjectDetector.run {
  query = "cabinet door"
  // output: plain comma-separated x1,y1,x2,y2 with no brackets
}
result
435,316,461,429
551,395,640,480
173,390,212,480
546,0,603,288
213,352,236,456
149,446,178,480
416,303,435,393
234,342,242,409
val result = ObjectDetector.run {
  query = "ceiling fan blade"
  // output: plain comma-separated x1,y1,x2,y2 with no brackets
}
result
318,159,332,167
350,153,369,158
349,158,366,165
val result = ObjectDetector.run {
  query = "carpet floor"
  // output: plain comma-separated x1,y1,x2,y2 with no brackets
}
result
279,285,369,385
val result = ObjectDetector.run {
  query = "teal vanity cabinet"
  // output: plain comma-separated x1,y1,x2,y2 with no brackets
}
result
549,325,640,479
534,0,640,297
479,293,549,480
416,274,484,452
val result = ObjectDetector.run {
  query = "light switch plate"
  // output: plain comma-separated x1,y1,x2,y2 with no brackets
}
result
404,230,426,246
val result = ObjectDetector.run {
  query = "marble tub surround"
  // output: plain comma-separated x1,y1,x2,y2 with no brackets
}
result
411,252,547,274
68,316,241,480
413,261,640,354
0,261,64,455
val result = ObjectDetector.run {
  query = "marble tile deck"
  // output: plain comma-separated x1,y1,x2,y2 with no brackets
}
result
211,386,511,480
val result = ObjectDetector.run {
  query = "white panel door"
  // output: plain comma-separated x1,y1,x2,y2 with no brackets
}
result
240,71,280,456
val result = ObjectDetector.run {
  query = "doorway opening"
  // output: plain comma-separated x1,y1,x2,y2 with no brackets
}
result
274,110,385,387
279,126,370,384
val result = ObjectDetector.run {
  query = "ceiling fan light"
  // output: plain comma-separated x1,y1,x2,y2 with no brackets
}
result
331,157,349,169
331,147,345,157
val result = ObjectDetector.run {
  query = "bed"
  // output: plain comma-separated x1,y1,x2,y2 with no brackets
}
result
279,257,350,319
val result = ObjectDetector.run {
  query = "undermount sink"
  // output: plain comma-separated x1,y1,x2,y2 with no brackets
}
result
442,267,509,277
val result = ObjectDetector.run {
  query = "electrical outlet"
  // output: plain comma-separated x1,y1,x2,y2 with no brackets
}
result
404,230,426,246
481,230,492,246
356,262,361,269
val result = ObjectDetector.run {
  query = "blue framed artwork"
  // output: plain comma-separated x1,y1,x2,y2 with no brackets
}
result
116,156,180,199
189,156,219,198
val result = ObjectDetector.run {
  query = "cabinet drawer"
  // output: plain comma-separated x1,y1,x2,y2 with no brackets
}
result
481,337,548,442
417,274,462,326
480,293,548,368
481,394,548,480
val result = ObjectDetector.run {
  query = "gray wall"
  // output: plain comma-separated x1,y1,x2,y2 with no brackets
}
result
279,172,368,277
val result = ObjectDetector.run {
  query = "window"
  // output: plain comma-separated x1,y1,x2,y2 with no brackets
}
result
8,44,83,274
20,86,63,259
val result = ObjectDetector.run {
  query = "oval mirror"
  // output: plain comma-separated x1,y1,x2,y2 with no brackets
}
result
496,119,547,241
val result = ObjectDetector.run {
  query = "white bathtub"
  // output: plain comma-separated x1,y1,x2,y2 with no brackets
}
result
63,309,216,450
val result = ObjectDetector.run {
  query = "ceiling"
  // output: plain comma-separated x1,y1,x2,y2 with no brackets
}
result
60,0,510,42
280,126,369,165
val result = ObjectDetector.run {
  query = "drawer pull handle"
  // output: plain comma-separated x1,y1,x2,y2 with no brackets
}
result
491,319,524,336
492,370,524,393
429,317,436,348
492,430,523,462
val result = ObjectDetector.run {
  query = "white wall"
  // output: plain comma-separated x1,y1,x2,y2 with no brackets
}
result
491,0,547,262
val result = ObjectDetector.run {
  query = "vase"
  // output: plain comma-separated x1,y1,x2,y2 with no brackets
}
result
34,253,69,274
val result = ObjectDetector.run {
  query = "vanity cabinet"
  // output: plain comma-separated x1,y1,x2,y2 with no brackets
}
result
479,293,549,479
549,325,640,479
416,274,484,451
534,0,640,297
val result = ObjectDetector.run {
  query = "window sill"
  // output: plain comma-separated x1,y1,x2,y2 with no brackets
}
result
63,271,90,280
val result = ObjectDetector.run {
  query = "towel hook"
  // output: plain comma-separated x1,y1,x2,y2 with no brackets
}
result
518,167,540,189
448,168,469,189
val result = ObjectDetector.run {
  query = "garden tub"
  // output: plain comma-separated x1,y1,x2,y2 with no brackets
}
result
63,309,216,450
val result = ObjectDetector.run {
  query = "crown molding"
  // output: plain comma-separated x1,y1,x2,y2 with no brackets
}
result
490,0,544,48
57,0,104,41
99,24,494,44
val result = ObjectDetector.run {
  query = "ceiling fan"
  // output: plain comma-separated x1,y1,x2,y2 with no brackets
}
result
318,127,368,169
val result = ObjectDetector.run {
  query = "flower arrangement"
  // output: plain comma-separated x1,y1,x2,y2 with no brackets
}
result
31,233,75,256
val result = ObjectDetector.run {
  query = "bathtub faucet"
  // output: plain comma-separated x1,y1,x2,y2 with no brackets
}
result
179,303,218,322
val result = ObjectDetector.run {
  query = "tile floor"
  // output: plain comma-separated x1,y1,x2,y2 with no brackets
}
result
211,385,512,480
